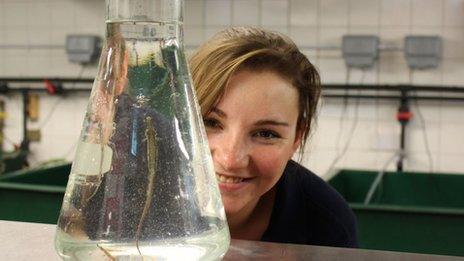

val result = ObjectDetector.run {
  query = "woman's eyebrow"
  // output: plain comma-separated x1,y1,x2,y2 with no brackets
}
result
254,120,289,127
211,108,289,127
211,108,227,118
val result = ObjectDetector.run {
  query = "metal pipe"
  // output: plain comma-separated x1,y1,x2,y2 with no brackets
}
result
21,90,29,150
397,125,405,172
396,90,410,172
323,94,464,102
323,84,464,93
2,79,464,93
0,78,93,83
0,100,4,151
6,87,92,93
0,44,64,50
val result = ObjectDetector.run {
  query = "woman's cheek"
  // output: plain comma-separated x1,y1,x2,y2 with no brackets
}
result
252,147,289,180
205,132,219,151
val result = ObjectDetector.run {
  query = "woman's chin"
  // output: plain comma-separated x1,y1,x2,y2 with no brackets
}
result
221,195,246,217
223,200,242,216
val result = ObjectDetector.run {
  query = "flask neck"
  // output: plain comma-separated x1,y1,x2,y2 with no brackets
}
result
106,0,183,24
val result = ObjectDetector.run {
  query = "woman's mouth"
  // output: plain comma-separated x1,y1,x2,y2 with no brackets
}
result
216,174,244,184
215,173,253,191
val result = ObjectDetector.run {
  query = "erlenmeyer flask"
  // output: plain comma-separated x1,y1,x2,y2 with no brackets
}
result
54,0,230,260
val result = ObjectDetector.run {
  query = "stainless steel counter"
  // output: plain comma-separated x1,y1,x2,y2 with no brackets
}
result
1,220,462,260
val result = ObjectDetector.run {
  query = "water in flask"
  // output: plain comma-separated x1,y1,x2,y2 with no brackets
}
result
55,14,229,261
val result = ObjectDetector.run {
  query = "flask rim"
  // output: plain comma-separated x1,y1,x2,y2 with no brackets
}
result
106,0,183,23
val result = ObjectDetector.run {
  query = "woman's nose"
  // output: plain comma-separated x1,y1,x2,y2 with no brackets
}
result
213,133,249,171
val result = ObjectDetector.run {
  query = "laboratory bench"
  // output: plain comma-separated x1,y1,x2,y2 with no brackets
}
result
1,220,462,261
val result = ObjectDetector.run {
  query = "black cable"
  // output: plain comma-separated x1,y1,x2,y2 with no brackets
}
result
334,89,349,158
326,68,364,175
408,70,434,173
327,91,361,173
37,97,62,129
413,94,434,172
327,69,351,174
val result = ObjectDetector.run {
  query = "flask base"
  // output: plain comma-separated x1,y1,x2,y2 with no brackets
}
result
55,226,230,261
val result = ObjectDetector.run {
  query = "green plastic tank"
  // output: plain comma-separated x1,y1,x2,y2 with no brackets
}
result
328,169,464,257
0,162,70,224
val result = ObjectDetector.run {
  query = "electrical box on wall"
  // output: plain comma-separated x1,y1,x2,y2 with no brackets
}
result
65,35,102,64
342,35,379,69
404,35,442,70
27,94,39,122
26,129,41,142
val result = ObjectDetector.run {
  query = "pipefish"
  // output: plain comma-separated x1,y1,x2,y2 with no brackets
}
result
136,116,158,257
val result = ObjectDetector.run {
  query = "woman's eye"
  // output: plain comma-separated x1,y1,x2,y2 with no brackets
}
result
254,130,280,139
204,118,221,129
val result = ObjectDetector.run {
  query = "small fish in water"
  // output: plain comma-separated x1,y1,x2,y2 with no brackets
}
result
135,116,158,256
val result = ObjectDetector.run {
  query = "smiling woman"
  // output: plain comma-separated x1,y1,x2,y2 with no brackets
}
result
189,27,359,248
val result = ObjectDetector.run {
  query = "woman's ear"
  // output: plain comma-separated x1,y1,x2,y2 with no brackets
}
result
292,129,303,153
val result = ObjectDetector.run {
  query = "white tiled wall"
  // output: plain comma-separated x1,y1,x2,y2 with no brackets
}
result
290,0,318,27
232,0,260,26
261,0,288,27
349,0,380,27
185,0,204,26
411,0,443,27
380,0,411,27
1,0,463,175
320,0,349,27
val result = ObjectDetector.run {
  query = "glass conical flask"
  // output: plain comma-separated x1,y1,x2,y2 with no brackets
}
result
54,0,230,260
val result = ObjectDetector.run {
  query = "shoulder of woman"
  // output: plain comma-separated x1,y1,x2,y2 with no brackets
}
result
284,160,358,247
284,160,348,210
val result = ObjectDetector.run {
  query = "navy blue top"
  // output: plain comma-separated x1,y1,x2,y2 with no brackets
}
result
261,160,359,248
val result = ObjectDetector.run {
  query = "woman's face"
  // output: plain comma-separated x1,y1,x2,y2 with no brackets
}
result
204,69,301,216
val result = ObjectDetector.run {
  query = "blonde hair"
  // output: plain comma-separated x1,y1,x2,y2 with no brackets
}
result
189,27,321,150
